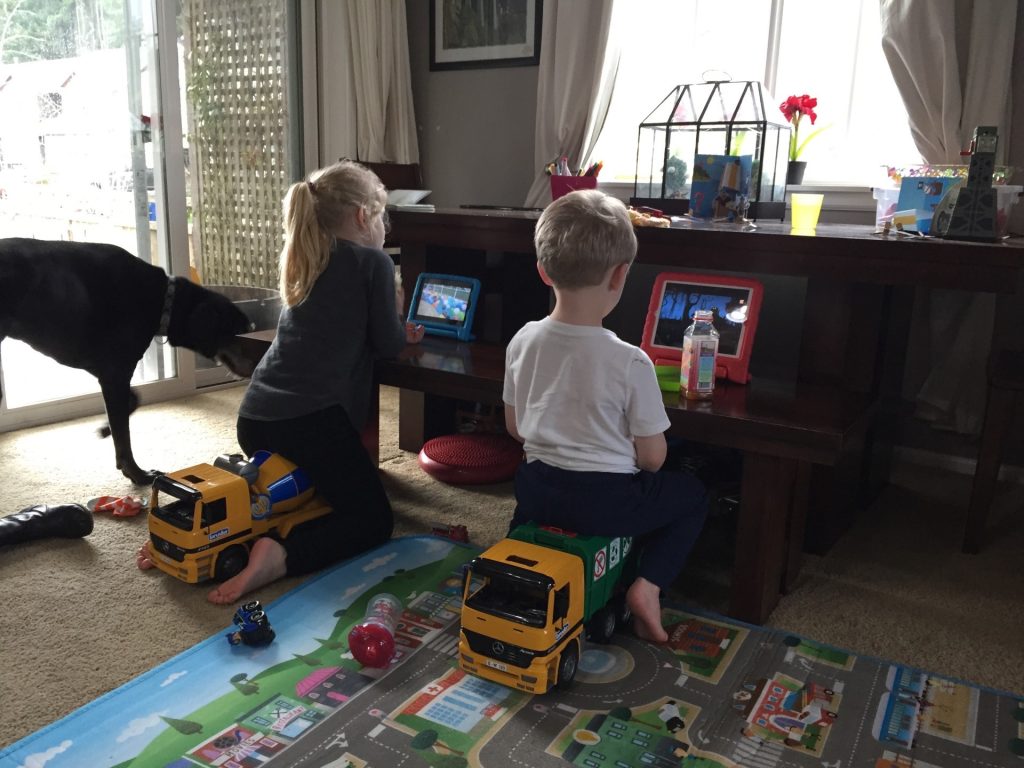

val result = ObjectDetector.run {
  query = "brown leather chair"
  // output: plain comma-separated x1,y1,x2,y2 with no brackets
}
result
963,348,1023,552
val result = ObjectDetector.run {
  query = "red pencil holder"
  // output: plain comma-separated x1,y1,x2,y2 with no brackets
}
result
550,175,598,201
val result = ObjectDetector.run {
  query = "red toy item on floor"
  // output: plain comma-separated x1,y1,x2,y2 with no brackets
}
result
430,523,470,543
87,495,145,517
348,593,402,668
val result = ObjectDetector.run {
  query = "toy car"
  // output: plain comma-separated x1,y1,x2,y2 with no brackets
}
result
226,599,276,647
431,523,470,543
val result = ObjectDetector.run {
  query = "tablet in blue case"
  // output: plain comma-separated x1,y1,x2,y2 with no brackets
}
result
407,272,481,342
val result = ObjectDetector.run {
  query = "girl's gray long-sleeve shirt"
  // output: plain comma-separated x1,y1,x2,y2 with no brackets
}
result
239,239,405,429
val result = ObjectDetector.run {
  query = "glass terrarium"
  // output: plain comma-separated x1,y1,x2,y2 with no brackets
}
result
633,80,790,220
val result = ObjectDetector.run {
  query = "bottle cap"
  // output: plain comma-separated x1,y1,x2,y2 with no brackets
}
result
693,309,714,321
348,621,396,668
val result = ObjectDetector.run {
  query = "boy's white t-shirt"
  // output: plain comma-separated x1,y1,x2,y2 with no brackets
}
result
503,317,671,474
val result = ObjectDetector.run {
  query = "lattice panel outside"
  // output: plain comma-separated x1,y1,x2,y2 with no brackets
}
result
184,0,289,290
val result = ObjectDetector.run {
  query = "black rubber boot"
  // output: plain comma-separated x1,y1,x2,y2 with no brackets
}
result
0,504,94,547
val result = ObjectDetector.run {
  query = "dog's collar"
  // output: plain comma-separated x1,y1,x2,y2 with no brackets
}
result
157,277,177,338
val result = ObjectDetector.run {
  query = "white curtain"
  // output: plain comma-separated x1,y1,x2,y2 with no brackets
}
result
880,0,1017,434
345,0,419,163
524,0,620,208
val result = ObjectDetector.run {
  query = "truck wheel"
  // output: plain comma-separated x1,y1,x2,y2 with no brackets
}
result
214,545,249,582
556,643,579,690
240,600,261,615
587,605,617,644
615,594,632,625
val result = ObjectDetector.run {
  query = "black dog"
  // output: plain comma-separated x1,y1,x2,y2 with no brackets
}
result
0,237,258,484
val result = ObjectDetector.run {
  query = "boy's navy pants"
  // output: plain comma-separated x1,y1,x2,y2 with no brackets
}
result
510,460,708,590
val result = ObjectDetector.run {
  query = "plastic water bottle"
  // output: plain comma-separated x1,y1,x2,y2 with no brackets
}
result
680,309,720,400
348,593,402,668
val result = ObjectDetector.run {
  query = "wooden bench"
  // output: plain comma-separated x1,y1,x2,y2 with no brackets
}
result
237,331,873,625
376,337,873,625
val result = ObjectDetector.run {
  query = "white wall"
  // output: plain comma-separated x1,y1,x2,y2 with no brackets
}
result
404,0,538,208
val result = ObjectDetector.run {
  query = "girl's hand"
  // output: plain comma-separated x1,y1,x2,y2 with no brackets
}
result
405,322,426,344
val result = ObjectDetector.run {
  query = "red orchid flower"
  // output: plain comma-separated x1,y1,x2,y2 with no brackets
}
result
780,95,818,125
779,94,825,162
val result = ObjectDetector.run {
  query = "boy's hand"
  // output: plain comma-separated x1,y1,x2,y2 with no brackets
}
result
405,322,426,344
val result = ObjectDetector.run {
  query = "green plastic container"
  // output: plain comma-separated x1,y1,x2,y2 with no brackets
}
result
655,364,679,393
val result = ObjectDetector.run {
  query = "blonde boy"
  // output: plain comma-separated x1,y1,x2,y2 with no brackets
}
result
503,190,707,642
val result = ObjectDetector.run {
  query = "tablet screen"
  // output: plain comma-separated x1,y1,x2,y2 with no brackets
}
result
411,275,476,328
652,280,753,358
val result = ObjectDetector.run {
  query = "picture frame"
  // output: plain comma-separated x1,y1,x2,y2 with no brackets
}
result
429,0,542,72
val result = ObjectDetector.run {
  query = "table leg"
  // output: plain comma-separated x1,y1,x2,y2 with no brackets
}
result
730,452,796,624
799,277,889,552
783,461,812,593
397,391,458,454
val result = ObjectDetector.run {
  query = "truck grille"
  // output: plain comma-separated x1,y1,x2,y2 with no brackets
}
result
461,628,536,669
150,533,186,562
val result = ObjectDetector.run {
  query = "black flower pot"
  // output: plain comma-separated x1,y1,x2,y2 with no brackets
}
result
786,161,807,186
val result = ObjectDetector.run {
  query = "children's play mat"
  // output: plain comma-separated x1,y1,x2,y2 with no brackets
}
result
3,536,1022,768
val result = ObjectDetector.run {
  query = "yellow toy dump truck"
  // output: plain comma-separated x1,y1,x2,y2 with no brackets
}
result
459,522,634,694
146,451,331,584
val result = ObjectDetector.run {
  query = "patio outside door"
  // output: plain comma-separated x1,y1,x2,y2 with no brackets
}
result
0,0,188,429
0,0,298,432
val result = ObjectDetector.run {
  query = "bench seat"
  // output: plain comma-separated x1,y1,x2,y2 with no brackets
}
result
237,331,873,625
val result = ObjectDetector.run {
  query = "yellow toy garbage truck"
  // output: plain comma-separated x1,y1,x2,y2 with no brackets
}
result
146,451,331,584
458,522,634,694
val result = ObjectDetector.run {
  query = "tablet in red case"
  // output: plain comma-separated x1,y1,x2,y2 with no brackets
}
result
640,272,763,384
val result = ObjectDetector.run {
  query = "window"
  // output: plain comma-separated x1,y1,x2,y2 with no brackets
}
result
593,0,922,188
37,92,62,119
201,498,228,528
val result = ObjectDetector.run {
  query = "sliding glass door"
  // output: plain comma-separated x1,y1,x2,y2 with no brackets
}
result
0,0,300,430
0,0,181,425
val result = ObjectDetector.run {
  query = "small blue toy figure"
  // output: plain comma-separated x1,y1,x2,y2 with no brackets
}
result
226,599,276,647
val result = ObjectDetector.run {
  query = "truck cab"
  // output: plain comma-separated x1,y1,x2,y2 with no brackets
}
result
147,452,330,584
458,524,633,694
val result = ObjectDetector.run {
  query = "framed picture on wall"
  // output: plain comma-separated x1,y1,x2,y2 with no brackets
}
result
429,0,542,71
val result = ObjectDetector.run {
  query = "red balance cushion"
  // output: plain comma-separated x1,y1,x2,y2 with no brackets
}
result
418,433,523,486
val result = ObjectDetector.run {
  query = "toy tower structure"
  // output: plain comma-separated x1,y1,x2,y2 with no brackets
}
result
942,126,999,242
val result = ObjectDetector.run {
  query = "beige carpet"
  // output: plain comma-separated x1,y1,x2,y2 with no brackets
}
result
0,384,1021,750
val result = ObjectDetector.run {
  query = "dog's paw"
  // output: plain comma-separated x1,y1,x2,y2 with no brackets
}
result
122,467,161,486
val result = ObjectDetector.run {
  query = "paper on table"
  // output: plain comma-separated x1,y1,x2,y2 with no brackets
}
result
387,189,431,205
389,204,436,212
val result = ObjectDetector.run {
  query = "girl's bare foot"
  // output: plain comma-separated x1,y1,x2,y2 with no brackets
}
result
136,541,155,570
208,537,287,605
627,577,668,643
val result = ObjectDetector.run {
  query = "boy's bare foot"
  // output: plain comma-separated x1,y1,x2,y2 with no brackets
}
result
136,541,155,570
207,537,287,605
627,577,668,643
